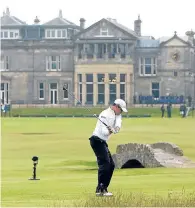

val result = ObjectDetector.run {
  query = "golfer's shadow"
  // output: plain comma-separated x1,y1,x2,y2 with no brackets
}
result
83,168,98,171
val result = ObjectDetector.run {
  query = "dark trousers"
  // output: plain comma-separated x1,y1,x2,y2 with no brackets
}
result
161,110,165,117
89,136,115,189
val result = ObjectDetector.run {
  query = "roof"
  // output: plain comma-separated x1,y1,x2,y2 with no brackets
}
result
43,10,78,26
1,8,26,26
137,39,160,48
139,36,155,40
106,18,138,38
158,36,189,43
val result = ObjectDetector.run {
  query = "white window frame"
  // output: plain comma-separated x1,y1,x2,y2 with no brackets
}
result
100,28,108,36
86,74,94,103
120,73,126,100
63,83,69,100
0,30,19,39
45,29,67,39
46,56,61,71
139,57,157,76
78,74,82,104
39,82,45,100
0,56,9,71
95,28,114,37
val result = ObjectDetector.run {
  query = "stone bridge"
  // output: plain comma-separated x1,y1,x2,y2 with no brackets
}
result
112,142,195,168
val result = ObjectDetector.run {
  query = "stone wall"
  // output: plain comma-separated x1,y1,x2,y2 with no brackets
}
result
112,142,195,168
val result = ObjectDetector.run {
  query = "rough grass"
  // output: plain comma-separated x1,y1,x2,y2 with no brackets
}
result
72,189,195,207
1,117,195,207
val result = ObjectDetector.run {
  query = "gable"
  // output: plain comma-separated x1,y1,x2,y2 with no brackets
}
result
43,17,76,26
164,38,188,46
160,35,190,47
76,18,137,40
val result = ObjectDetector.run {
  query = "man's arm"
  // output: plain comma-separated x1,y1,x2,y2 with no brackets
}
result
98,112,113,136
114,115,122,133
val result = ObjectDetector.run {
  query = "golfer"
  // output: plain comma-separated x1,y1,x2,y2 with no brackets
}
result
89,99,128,196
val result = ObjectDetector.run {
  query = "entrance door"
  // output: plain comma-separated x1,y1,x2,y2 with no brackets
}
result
152,82,160,98
49,83,58,104
1,83,8,104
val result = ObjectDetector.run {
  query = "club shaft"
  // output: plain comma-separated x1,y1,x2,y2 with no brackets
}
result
63,86,108,127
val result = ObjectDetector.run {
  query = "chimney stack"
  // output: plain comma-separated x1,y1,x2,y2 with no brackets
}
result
34,16,40,24
79,18,86,30
134,15,142,36
185,30,195,45
59,9,63,18
5,7,10,16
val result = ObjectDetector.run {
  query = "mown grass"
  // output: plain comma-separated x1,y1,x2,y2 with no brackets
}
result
1,117,195,207
7,106,193,117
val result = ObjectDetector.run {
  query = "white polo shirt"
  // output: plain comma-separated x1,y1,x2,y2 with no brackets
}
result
92,107,122,142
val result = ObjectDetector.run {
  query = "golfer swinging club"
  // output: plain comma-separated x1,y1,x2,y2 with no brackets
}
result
89,99,128,196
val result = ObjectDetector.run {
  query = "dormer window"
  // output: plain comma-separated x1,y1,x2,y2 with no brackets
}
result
100,28,108,36
45,29,67,39
0,30,19,39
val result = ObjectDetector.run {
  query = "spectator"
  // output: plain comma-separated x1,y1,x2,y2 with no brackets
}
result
167,103,172,118
161,104,165,118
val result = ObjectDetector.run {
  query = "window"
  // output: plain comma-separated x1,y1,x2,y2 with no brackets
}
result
145,58,152,74
0,30,19,39
120,84,125,100
39,83,44,99
140,57,144,75
109,74,117,83
45,29,67,39
86,74,93,103
78,74,82,104
109,84,116,103
0,83,9,104
120,74,126,82
67,28,74,38
119,44,126,58
152,82,160,98
86,74,93,82
100,28,108,36
78,74,82,82
79,83,82,103
46,56,61,71
86,84,93,103
153,58,157,75
0,56,9,71
49,83,58,104
98,84,105,104
85,44,94,59
10,32,14,38
139,57,157,76
109,74,117,103
174,71,178,77
63,84,69,99
50,83,57,89
57,30,61,37
26,28,40,39
97,74,105,82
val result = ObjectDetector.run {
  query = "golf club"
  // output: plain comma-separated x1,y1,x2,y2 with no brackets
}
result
63,84,116,134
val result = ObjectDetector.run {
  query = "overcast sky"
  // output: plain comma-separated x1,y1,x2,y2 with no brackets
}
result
0,0,194,39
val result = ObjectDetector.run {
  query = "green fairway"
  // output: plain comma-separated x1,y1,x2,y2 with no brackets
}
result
1,117,195,207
